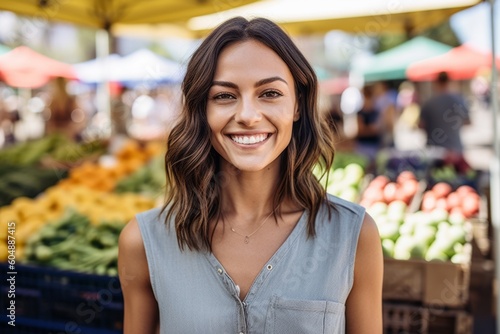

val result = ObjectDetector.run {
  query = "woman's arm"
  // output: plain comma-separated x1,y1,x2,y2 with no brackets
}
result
118,218,160,334
345,213,384,334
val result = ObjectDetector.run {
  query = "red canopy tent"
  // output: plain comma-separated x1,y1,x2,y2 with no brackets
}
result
0,46,76,88
406,44,500,81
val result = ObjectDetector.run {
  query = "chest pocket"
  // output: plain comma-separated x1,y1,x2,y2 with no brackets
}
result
265,296,345,334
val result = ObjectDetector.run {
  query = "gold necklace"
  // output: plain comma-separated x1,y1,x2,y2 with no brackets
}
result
226,210,275,244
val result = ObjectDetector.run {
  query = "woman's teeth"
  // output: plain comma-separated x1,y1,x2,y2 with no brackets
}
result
231,134,268,144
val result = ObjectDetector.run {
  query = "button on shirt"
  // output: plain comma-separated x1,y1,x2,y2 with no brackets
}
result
137,195,364,334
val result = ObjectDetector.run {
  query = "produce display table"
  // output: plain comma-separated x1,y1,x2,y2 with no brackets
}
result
0,139,493,333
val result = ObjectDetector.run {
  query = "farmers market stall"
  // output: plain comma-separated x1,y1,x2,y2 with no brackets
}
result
0,135,493,332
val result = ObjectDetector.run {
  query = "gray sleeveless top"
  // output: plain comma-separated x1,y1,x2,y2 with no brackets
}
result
137,194,365,334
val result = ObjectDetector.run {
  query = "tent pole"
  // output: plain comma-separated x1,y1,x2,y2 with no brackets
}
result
95,28,111,138
488,1,500,332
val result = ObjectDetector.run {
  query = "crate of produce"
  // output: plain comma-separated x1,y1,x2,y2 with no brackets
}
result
0,262,123,333
383,302,473,334
383,249,471,308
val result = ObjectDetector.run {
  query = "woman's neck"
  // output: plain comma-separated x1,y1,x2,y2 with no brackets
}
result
218,162,281,219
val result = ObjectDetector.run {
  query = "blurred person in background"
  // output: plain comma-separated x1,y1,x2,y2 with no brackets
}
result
373,80,398,148
355,84,382,163
44,77,86,141
418,71,471,156
0,84,19,146
110,83,132,136
118,16,382,334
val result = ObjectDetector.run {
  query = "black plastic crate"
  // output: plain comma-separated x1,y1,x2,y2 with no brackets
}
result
0,263,123,333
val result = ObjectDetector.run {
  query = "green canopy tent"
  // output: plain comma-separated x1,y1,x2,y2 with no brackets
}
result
354,36,453,83
0,44,11,55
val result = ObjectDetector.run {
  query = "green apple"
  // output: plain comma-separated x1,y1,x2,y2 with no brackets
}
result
414,225,437,247
379,221,400,241
368,202,388,217
343,163,364,185
409,241,427,260
449,211,466,225
451,253,468,264
393,235,414,260
382,239,395,258
425,243,449,261
339,186,358,202
399,222,414,236
430,208,449,225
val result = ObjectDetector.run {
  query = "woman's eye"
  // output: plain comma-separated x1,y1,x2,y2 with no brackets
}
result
213,92,235,100
261,90,282,98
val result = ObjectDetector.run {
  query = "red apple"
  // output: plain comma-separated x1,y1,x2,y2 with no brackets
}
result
371,175,391,190
397,170,417,184
383,182,399,203
432,182,453,199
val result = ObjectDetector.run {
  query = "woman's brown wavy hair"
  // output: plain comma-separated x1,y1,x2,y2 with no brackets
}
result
163,16,336,251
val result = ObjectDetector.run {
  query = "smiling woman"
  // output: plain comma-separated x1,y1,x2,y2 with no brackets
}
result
118,16,383,334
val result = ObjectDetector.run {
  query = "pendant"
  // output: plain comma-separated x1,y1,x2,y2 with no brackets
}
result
244,236,250,244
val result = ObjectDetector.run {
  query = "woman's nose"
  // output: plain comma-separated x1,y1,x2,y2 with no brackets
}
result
234,97,262,126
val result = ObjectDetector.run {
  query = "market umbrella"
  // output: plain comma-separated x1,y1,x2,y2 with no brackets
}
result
406,43,500,81
356,36,453,82
113,49,184,85
0,46,76,88
73,53,122,84
74,49,184,86
0,0,260,30
188,0,481,36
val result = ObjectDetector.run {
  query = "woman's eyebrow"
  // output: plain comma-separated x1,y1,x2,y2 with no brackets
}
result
212,81,238,89
211,76,288,89
255,76,288,87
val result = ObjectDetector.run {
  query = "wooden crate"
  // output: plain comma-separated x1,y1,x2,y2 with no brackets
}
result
384,302,473,334
383,244,471,308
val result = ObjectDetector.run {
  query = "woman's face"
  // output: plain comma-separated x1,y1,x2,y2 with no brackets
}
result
207,39,299,173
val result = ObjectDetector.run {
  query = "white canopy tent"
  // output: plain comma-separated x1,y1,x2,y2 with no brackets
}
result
74,49,184,86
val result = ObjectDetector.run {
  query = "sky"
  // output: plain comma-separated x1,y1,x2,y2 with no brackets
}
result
450,1,500,53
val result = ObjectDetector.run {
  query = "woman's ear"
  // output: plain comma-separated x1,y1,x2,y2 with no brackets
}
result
293,108,300,121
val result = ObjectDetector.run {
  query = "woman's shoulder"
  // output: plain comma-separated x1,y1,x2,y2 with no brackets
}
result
135,206,165,225
324,194,366,218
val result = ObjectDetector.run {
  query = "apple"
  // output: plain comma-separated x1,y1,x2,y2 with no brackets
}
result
446,192,461,211
461,192,480,218
397,170,417,184
449,211,466,225
451,253,468,264
432,182,453,199
429,208,449,225
371,175,391,190
344,163,364,185
383,182,399,203
382,239,395,257
425,243,449,261
409,241,427,260
399,222,414,236
387,200,407,222
339,186,358,202
379,221,400,242
421,191,437,212
413,225,436,247
331,167,345,183
393,235,414,260
367,201,388,217
456,185,476,197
